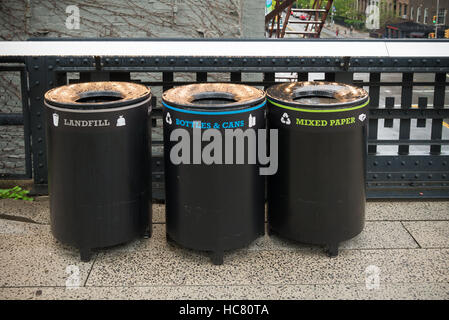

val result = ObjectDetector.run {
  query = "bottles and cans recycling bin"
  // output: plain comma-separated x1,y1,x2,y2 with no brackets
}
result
266,81,369,257
44,81,152,261
162,83,266,265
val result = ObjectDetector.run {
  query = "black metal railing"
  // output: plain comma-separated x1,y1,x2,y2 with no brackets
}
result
0,39,448,199
0,57,32,180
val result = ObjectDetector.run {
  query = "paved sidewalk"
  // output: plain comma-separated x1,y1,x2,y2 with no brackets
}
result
0,198,448,300
321,23,371,39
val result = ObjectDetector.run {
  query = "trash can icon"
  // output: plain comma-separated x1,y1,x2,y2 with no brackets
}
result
116,115,126,127
52,113,59,127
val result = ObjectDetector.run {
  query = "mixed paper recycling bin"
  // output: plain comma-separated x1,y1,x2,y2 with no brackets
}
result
162,83,266,264
44,81,152,261
266,82,369,257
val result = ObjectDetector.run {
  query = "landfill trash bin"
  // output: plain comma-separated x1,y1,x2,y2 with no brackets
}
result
266,81,369,257
44,81,152,261
162,83,266,265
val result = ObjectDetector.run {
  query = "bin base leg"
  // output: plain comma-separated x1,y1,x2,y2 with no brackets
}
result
80,248,92,262
143,227,152,239
166,232,175,245
210,251,224,265
267,224,274,236
326,243,339,258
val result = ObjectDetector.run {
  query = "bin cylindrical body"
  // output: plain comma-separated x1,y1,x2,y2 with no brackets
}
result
267,82,369,256
44,82,152,261
162,83,266,264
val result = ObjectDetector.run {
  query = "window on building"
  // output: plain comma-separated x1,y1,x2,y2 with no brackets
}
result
404,4,407,16
417,7,421,23
424,8,428,24
438,8,447,24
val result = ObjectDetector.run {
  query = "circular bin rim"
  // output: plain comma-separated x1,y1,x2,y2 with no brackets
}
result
44,81,151,113
267,81,369,112
162,83,266,115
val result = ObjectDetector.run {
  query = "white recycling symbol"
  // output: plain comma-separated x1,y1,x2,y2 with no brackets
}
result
280,112,291,125
248,114,256,128
165,112,172,125
359,113,366,122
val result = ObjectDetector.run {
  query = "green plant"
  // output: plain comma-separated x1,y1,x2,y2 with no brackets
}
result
344,18,365,30
0,186,33,201
378,0,401,30
295,0,314,8
334,0,359,20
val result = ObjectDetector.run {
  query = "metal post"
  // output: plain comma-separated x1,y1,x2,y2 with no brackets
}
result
436,0,440,38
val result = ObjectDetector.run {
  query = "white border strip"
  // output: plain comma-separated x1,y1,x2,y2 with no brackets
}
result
0,40,443,57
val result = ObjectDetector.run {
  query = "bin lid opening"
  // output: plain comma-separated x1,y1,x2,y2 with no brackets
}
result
191,92,237,106
75,90,124,104
44,81,151,110
162,83,266,111
292,90,339,105
267,81,369,109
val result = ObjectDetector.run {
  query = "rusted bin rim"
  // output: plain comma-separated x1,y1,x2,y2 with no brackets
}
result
267,81,369,112
44,81,151,112
162,83,266,114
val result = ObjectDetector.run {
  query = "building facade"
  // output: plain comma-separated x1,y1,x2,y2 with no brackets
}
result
408,0,449,25
358,0,410,18
358,0,449,25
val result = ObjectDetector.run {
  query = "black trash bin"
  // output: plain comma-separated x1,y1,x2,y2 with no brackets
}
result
44,81,152,261
162,83,266,264
266,81,369,257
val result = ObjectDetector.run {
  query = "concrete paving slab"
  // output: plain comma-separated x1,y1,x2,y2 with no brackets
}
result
1,200,447,300
366,201,449,221
2,199,447,225
0,219,56,250
246,249,449,286
1,282,448,300
0,197,50,224
153,204,165,223
106,220,418,254
0,248,95,287
0,220,95,287
403,221,449,248
0,198,166,225
340,221,419,249
249,221,418,251
85,248,448,287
